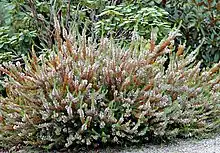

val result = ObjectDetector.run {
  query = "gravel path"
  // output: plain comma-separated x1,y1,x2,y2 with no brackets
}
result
86,134,220,153
118,135,220,153
3,134,220,153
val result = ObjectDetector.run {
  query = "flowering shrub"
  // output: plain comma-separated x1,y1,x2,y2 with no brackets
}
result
0,17,219,150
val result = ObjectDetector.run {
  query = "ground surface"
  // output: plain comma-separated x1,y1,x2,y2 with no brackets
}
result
92,134,220,153
2,134,220,153
120,135,220,153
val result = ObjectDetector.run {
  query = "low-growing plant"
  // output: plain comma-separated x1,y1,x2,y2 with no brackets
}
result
0,17,219,151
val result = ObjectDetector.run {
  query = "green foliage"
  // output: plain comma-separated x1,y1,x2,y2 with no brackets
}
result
164,0,220,66
95,4,171,43
1,0,219,66
0,26,37,62
0,0,37,63
0,19,219,150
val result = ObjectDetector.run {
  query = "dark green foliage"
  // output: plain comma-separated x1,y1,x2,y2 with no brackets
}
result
95,4,171,43
164,0,220,66
1,0,219,65
0,26,37,62
0,0,37,63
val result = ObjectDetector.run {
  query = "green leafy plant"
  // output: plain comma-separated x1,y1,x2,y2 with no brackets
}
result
0,0,37,63
163,0,220,66
0,26,37,62
0,18,219,150
95,4,171,43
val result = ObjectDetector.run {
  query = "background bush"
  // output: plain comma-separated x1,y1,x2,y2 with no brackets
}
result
164,0,220,67
95,4,171,44
0,0,37,63
0,0,219,65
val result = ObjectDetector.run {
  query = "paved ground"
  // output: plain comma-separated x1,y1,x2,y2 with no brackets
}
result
118,135,220,153
2,134,220,153
87,134,220,153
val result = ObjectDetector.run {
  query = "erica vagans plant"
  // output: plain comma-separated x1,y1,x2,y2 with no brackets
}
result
0,17,219,150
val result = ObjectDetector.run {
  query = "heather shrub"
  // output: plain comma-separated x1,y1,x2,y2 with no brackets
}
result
0,18,219,150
